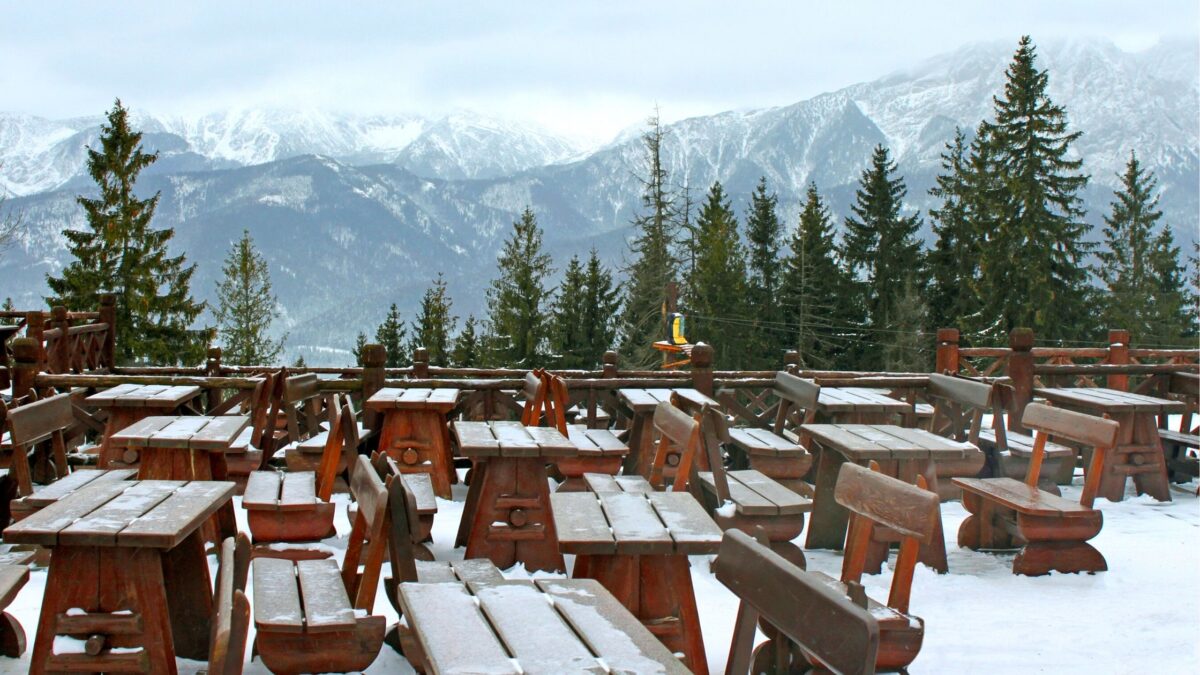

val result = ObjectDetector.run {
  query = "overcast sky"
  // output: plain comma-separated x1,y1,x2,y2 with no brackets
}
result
3,1,1196,144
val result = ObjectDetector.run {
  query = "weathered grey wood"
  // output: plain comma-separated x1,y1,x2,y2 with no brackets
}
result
550,492,618,555
242,471,282,510
398,581,519,675
188,416,249,451
452,421,500,457
118,481,235,548
252,558,304,633
1021,403,1120,450
401,473,437,514
646,491,723,554
296,559,357,633
279,472,317,510
60,480,182,547
955,477,1093,517
25,469,135,507
472,581,605,674
598,492,672,553
3,480,132,546
729,470,811,515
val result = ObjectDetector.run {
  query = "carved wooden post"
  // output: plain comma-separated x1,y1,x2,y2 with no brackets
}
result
691,343,714,397
361,344,386,430
1107,328,1130,392
25,311,45,372
602,351,619,379
1006,328,1035,433
205,347,223,411
50,306,71,374
783,350,800,375
11,338,39,400
412,348,430,379
98,293,116,371
935,328,960,376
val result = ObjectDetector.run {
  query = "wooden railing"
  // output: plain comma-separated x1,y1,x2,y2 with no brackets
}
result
1,294,116,389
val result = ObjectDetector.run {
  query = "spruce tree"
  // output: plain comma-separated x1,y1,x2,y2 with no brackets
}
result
550,255,589,368
686,181,748,368
744,177,784,368
975,36,1092,341
410,273,457,367
486,208,553,367
375,303,409,367
292,355,307,368
780,183,854,369
212,229,284,366
582,249,620,367
351,331,367,366
927,129,983,334
46,99,205,365
1097,152,1193,344
841,144,924,370
882,277,930,372
0,298,14,325
452,315,481,367
617,112,678,367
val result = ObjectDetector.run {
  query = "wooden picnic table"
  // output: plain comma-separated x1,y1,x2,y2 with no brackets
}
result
617,387,718,477
4,478,236,674
817,387,912,423
9,468,136,522
1035,387,1185,502
398,577,690,675
86,384,203,468
552,481,722,674
365,387,460,499
803,424,972,573
452,420,575,572
109,415,249,482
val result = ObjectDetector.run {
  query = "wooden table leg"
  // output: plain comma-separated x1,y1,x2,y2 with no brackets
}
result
160,530,213,660
805,447,848,550
916,460,948,573
456,460,487,548
1096,412,1133,501
379,411,454,499
98,408,142,468
1131,413,1171,502
622,412,650,477
464,457,563,572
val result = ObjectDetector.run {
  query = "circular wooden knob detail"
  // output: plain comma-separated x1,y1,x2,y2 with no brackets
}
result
122,449,140,465
666,452,680,467
508,508,528,528
401,449,421,465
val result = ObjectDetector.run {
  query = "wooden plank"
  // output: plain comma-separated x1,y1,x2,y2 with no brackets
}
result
653,402,697,448
598,492,672,554
874,426,969,458
472,581,604,674
646,491,723,554
1022,403,1121,449
118,481,235,548
698,471,778,516
523,425,576,457
450,559,506,585
26,469,136,507
775,372,820,409
672,388,720,410
537,579,691,675
414,561,458,583
398,581,519,675
581,429,627,455
729,470,812,515
145,416,210,449
84,383,140,405
145,385,201,408
835,463,940,542
1037,387,1132,412
953,477,1092,517
252,558,304,633
804,424,887,458
614,475,654,493
617,388,659,412
296,558,356,633
59,480,181,546
491,421,539,457
583,473,620,492
550,493,617,555
401,473,438,514
242,471,282,510
279,472,318,511
3,480,132,546
6,393,76,444
187,415,249,451
840,425,925,456
364,387,401,410
108,416,178,448
452,421,500,457
567,426,602,453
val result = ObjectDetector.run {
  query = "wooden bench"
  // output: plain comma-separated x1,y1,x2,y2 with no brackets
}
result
0,562,30,657
1158,372,1199,483
694,405,812,568
282,376,368,474
923,374,997,498
252,455,386,673
224,373,284,484
0,391,73,498
538,372,628,490
954,402,1120,576
648,399,705,491
720,371,816,495
715,529,879,675
208,534,251,675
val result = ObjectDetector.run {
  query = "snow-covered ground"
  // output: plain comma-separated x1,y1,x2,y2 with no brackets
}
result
0,468,1196,674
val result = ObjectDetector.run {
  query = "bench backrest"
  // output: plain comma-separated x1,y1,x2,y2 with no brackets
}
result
282,372,337,442
371,453,423,587
696,404,734,504
1167,373,1198,433
315,395,358,502
835,462,939,614
926,373,1004,445
773,372,820,440
715,529,880,675
342,454,389,611
649,400,702,491
249,372,285,459
1020,403,1120,509
1,392,74,496
208,533,251,675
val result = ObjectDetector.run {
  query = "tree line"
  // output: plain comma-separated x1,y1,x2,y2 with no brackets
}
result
37,37,1197,370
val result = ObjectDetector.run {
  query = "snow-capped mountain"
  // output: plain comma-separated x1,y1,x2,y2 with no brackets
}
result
1,37,1195,364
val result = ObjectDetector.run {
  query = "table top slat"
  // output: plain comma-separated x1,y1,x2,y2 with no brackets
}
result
368,387,460,412
252,558,304,633
874,426,970,457
490,421,539,457
452,421,500,457
471,581,604,674
144,416,210,449
646,491,723,554
522,426,577,457
617,388,661,411
296,558,357,633
3,480,132,546
1037,386,1185,413
25,469,136,507
187,415,249,451
550,492,617,555
599,492,672,554
118,481,235,548
60,480,182,547
398,581,519,675
579,428,627,454
109,417,177,448
728,470,812,515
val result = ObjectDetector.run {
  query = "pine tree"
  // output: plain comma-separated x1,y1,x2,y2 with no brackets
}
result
351,331,367,366
582,249,620,366
410,274,457,367
452,315,481,367
686,182,748,367
0,298,14,325
212,229,284,366
374,303,409,367
744,177,784,368
292,355,307,368
617,112,678,367
550,255,589,368
841,144,924,370
780,183,854,369
927,129,983,333
975,36,1093,341
46,99,205,365
485,208,554,367
1097,152,1193,345
882,277,930,372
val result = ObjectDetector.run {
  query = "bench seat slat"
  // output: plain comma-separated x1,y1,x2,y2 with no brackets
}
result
697,472,778,516
296,559,356,633
279,472,317,511
252,558,304,633
242,471,282,510
954,477,1092,517
728,470,812,515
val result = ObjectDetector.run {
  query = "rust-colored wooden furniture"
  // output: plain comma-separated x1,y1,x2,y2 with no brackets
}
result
371,452,437,554
208,534,251,675
365,387,460,499
715,529,880,675
721,371,816,495
398,577,690,675
616,387,718,477
1036,386,1184,502
224,373,284,482
923,374,1000,498
1155,372,1198,483
552,478,722,674
9,468,136,522
537,372,628,491
110,415,249,482
804,424,969,573
452,420,574,572
817,387,912,424
955,403,1121,576
87,384,202,469
251,455,386,674
0,562,29,658
0,392,73,497
4,479,236,674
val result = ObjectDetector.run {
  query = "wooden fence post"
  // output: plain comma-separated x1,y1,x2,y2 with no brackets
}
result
1006,328,1035,432
691,343,714,397
602,351,619,379
205,347,223,411
25,311,45,371
1107,328,1130,392
11,338,39,400
412,348,430,379
361,344,386,430
98,293,116,370
50,306,71,374
783,350,799,375
935,328,960,376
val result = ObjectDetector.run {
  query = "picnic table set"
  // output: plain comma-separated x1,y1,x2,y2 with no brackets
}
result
0,368,1194,674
